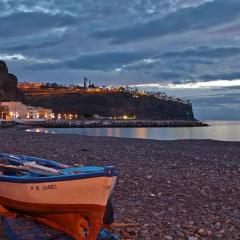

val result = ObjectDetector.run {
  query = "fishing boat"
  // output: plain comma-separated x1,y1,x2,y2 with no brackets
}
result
0,153,119,240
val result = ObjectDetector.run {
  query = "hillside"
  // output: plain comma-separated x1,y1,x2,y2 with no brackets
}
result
24,91,195,120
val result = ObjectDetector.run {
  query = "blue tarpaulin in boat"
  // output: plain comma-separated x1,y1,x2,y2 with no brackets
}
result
98,229,120,240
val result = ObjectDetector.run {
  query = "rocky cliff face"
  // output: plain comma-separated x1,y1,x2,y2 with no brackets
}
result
0,60,22,101
26,92,195,120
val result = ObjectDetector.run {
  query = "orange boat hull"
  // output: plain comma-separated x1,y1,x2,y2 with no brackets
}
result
0,176,117,239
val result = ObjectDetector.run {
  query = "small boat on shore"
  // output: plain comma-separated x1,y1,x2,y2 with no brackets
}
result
0,153,119,240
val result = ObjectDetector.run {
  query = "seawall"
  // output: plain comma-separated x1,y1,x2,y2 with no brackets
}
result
22,119,208,128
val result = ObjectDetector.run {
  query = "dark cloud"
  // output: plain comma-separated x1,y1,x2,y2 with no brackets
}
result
157,72,188,80
0,12,75,38
192,93,240,105
91,0,240,44
201,71,240,81
212,86,240,91
182,58,214,65
3,40,64,52
26,51,151,71
123,63,155,71
161,47,240,59
64,52,150,71
221,86,240,90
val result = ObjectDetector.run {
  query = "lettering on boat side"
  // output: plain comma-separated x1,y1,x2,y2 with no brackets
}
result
30,184,58,191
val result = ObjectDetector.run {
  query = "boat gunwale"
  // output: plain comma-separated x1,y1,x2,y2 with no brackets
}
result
0,153,119,183
0,170,119,183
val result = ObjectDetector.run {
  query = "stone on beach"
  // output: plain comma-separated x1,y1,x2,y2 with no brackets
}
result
0,129,240,239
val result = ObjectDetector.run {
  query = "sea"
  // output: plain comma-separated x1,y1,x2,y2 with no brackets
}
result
27,121,240,141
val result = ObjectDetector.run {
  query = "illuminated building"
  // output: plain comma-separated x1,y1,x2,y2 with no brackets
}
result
0,102,53,121
0,106,9,120
18,82,45,89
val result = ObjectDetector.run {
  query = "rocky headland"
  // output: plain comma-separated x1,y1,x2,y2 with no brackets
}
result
0,60,198,122
0,61,23,101
25,91,195,121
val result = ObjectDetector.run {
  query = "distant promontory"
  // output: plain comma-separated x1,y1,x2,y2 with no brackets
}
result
1,60,196,121
24,89,195,120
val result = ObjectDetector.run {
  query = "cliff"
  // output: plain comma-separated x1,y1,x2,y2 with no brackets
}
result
0,61,195,120
0,60,23,101
25,92,195,120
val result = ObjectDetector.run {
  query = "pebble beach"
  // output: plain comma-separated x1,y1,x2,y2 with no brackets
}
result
0,129,240,239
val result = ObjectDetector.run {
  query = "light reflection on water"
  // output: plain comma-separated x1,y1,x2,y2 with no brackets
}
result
27,121,240,141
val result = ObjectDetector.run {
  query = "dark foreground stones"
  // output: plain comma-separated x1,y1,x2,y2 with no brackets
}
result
0,129,240,239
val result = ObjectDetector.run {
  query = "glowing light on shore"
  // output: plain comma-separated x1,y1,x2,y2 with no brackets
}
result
113,115,136,120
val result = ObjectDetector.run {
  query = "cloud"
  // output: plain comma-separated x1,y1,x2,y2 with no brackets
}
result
65,52,147,71
0,53,27,61
113,58,158,71
191,92,240,107
3,39,64,52
26,51,151,71
214,86,240,91
91,0,240,44
0,53,58,64
161,47,240,59
0,1,77,17
0,12,75,38
157,72,188,80
201,71,240,81
214,23,240,35
130,79,240,89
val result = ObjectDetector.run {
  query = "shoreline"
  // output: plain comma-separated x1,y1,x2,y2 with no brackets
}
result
0,129,239,239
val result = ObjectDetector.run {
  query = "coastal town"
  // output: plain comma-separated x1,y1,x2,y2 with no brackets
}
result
0,60,200,128
0,102,53,121
0,79,191,122
18,80,191,104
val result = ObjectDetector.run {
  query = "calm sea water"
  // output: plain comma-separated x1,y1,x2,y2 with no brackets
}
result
27,121,240,141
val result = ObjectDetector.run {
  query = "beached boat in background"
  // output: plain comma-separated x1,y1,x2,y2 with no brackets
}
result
0,153,119,240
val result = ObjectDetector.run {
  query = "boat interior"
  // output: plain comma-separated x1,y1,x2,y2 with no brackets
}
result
0,153,109,179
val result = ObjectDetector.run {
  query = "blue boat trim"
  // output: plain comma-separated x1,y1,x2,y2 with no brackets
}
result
0,171,119,183
63,166,105,173
0,153,119,183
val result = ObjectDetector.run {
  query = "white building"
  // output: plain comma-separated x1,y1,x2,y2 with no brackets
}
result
0,102,53,121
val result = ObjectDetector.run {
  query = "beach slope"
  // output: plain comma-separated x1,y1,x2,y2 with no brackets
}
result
0,129,239,239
